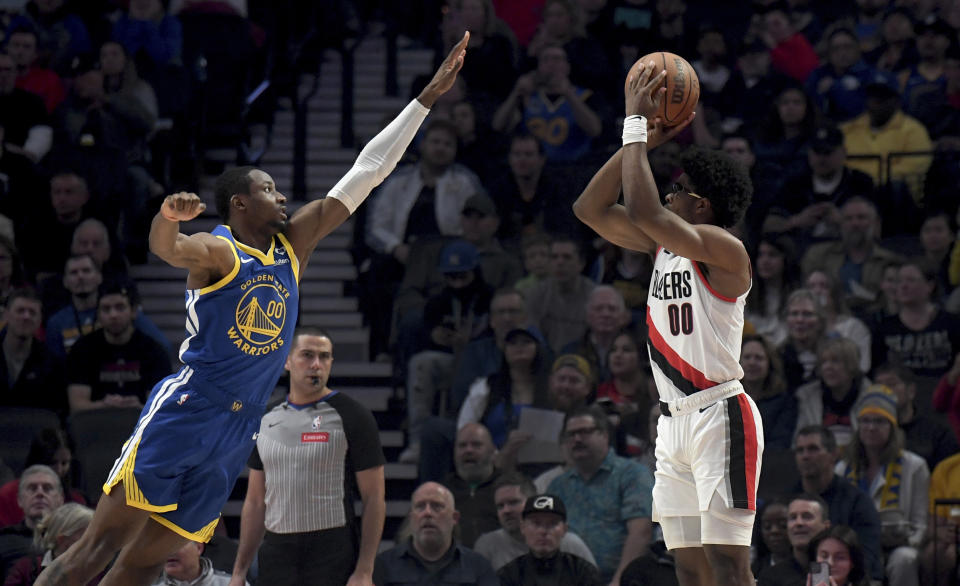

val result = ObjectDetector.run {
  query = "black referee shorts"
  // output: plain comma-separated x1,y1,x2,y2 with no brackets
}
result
256,525,358,585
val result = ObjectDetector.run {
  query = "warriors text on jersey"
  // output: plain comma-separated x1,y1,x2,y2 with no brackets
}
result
646,247,749,402
179,224,300,409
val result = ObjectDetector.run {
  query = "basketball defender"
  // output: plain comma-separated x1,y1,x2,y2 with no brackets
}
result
34,33,471,586
573,62,762,586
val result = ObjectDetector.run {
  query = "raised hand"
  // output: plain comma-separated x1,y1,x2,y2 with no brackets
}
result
418,31,470,108
625,61,667,120
161,192,206,222
646,113,695,150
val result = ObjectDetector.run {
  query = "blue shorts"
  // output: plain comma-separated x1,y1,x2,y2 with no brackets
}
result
103,366,262,541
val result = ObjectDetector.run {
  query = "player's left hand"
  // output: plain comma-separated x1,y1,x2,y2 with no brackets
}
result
646,113,694,150
625,60,666,119
418,31,470,107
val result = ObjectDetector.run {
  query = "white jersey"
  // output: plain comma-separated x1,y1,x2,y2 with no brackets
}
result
646,247,749,402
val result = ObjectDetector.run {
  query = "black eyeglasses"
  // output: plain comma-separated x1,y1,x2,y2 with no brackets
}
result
562,427,599,441
671,182,702,199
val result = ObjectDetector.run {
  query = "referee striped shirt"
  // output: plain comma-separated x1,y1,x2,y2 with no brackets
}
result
249,391,384,534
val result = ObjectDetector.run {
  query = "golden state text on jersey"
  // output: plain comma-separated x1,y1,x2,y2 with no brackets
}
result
178,225,300,408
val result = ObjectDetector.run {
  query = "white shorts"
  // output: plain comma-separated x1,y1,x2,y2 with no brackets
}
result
651,382,764,548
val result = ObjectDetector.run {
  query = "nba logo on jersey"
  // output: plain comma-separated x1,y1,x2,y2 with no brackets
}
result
311,415,322,430
177,393,189,405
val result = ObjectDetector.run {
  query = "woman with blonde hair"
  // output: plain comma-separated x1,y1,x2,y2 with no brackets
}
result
835,385,929,586
794,337,870,448
5,503,98,585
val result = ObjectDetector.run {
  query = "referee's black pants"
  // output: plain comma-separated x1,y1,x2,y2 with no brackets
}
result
256,525,358,585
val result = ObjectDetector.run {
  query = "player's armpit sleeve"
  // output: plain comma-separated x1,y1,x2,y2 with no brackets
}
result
326,99,430,214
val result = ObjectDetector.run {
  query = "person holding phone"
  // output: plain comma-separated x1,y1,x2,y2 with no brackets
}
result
806,526,871,586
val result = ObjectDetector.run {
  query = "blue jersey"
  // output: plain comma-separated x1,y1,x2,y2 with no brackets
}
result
178,225,300,409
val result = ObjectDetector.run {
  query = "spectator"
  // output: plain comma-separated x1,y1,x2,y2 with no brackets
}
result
722,132,783,246
617,536,680,586
491,44,605,163
741,334,798,450
401,240,492,462
441,0,518,104
874,362,959,471
921,42,960,144
872,258,960,379
0,51,50,163
652,0,698,59
18,171,98,282
0,465,63,576
0,428,84,527
596,328,655,444
66,278,172,413
523,0,615,98
758,494,832,586
761,4,819,83
753,84,818,182
764,125,876,249
933,352,960,444
488,132,579,248
805,525,871,586
473,472,596,570
391,194,521,364
457,327,552,447
152,541,237,586
779,288,829,391
513,232,551,296
524,236,595,353
841,74,933,196
801,197,903,309
920,452,960,586
497,493,603,585
0,288,66,414
866,7,919,74
365,118,484,260
806,26,886,122
548,404,653,584
745,235,802,347
415,288,536,481
560,285,629,383
99,41,158,124
111,0,183,70
548,354,596,413
805,269,872,373
692,26,737,122
900,15,952,132
440,423,501,547
730,40,794,138
918,210,955,300
69,218,129,282
5,27,64,114
372,482,499,586
362,118,484,357
863,259,902,327
792,425,884,581
753,499,792,577
44,254,100,358
795,338,871,448
3,502,95,586
449,98,503,180
6,0,91,76
835,385,929,586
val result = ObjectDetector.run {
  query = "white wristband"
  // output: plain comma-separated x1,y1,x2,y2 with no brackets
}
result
622,115,647,146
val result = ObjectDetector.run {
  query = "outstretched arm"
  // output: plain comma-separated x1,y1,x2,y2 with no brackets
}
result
285,32,471,268
621,63,749,285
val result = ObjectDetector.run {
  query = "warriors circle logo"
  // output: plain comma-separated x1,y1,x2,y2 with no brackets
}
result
235,283,286,346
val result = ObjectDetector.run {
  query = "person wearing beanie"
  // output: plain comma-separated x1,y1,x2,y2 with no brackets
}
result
835,384,931,586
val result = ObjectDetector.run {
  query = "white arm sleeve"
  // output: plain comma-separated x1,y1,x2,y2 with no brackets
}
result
326,98,430,214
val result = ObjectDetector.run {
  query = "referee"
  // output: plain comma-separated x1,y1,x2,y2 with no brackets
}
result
229,327,386,586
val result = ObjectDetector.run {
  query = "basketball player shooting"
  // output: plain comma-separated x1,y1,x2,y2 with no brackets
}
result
34,32,471,586
573,61,762,586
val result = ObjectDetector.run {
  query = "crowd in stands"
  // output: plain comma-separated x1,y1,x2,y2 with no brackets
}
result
2,0,960,584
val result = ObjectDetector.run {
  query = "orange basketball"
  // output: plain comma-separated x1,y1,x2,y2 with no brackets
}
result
625,52,700,127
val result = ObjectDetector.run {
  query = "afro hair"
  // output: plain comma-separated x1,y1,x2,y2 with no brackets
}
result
679,146,752,228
